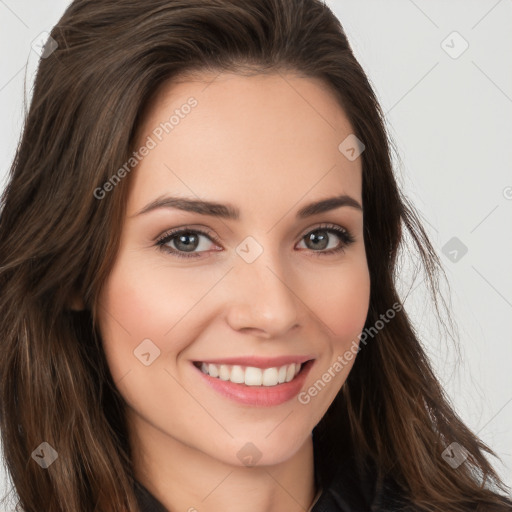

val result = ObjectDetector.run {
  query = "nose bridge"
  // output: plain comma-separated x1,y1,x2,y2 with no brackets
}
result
225,236,301,335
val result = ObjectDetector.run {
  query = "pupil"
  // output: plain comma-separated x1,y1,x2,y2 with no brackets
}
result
308,231,328,250
176,233,197,252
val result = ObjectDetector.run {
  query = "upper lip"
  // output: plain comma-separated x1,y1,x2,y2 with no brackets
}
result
194,355,314,369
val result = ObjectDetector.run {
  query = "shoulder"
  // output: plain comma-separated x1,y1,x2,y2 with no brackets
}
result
313,457,512,512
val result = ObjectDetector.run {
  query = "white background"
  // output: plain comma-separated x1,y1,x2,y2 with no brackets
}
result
1,0,511,505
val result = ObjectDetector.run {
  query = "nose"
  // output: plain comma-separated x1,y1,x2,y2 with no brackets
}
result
224,250,302,338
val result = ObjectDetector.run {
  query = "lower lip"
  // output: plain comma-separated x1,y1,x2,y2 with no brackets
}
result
193,360,315,407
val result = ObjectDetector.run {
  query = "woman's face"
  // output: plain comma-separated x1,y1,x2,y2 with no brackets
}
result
96,71,370,467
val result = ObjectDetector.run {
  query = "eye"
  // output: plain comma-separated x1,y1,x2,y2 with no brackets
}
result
155,223,356,259
155,226,220,259
296,223,356,257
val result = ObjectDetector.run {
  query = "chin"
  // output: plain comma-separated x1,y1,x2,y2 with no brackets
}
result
210,431,311,468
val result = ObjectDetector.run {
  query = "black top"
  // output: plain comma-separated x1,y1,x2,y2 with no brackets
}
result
132,426,412,512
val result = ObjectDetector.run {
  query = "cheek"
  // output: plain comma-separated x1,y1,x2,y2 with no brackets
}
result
313,258,371,346
95,255,177,382
97,254,205,358
95,251,235,398
95,255,204,424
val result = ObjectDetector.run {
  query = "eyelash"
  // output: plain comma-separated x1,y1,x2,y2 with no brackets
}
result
155,223,356,260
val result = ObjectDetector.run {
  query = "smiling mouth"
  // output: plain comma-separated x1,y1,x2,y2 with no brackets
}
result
192,361,312,387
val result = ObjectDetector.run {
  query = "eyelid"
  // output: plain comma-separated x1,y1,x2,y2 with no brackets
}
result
155,224,220,245
297,222,351,240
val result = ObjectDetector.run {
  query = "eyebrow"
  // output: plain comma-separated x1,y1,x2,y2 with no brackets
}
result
133,194,362,219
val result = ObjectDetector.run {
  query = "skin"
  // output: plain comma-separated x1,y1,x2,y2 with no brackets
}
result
94,71,371,512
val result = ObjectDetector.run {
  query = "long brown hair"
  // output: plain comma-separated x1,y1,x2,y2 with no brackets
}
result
0,0,510,510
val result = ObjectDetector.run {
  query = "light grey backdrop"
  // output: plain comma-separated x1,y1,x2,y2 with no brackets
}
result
1,0,511,506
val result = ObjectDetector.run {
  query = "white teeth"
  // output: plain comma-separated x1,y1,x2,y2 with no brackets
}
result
245,367,262,386
230,365,245,384
208,363,219,378
219,364,230,380
198,362,303,387
262,367,278,386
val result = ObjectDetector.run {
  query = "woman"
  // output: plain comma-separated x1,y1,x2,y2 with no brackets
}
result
0,0,510,511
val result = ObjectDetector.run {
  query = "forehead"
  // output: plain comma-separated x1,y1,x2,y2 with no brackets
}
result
128,72,362,218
